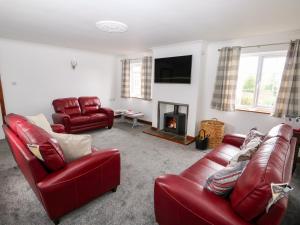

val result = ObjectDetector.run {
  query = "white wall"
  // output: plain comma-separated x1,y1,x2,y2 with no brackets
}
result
114,30,300,136
202,30,300,134
0,38,117,139
151,41,206,136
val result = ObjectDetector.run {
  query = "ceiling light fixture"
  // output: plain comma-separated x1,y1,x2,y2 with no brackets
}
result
96,20,128,33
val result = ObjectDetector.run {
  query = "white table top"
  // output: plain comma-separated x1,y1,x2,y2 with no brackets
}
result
115,110,144,118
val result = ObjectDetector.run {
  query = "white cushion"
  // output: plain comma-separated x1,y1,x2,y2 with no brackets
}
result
27,144,44,161
51,132,92,162
26,114,52,132
230,136,262,165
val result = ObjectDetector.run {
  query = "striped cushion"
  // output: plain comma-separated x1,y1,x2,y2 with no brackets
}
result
204,160,248,196
240,128,264,150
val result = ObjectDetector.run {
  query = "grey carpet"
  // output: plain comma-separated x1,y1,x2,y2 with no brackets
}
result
0,122,299,225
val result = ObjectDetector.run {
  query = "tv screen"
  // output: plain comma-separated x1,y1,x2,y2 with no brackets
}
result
154,55,192,84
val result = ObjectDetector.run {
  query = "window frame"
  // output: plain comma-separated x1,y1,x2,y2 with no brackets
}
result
235,51,287,114
129,59,143,99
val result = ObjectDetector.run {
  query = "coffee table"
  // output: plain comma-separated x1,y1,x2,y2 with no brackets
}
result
115,110,144,128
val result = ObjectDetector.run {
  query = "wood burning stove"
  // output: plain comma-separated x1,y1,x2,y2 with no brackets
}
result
164,105,186,135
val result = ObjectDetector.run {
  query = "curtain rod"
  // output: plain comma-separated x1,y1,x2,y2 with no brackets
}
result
120,56,152,61
217,41,290,51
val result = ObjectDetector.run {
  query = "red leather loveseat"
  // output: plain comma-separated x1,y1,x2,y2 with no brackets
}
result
154,124,295,225
52,96,114,133
3,114,120,224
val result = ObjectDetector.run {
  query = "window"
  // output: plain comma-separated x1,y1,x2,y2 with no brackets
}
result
236,51,286,113
129,60,142,98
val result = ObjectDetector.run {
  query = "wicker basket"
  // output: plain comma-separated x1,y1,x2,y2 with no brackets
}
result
200,118,224,149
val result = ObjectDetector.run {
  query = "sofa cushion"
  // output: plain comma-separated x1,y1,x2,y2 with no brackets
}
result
51,133,92,162
230,136,263,165
78,96,101,115
69,116,90,125
15,121,66,171
230,135,292,221
88,113,108,123
26,113,52,132
204,160,248,196
181,158,224,185
52,98,81,117
205,143,240,166
240,128,264,150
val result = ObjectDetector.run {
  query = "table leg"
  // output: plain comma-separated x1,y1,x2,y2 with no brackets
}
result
121,114,125,122
132,118,138,128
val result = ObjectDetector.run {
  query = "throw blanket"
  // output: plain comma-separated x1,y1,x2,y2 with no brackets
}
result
266,183,293,213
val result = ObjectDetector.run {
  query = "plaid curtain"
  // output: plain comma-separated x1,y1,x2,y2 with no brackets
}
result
141,56,152,100
273,40,300,117
121,59,130,98
211,47,241,111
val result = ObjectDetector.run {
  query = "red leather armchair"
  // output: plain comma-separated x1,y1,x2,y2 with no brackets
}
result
3,114,120,224
52,97,114,133
154,124,295,225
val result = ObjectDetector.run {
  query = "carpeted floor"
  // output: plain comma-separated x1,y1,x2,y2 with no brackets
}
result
0,122,299,225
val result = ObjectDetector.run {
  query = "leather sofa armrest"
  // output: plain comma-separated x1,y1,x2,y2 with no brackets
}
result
222,134,246,148
154,174,250,225
51,124,65,133
99,107,114,117
38,149,120,187
52,113,70,125
99,107,114,127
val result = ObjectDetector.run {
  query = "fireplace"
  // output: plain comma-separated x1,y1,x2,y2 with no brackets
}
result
163,105,186,135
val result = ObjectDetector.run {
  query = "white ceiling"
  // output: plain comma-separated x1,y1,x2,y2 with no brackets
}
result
0,0,299,55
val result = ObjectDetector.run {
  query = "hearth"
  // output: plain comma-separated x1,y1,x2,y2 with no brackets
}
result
163,105,186,135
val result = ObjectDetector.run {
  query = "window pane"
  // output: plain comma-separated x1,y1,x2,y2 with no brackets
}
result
130,61,142,98
236,56,259,107
257,57,286,107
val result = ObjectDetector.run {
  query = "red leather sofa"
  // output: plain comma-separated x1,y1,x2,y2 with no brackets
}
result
52,96,114,133
3,113,120,224
154,124,295,225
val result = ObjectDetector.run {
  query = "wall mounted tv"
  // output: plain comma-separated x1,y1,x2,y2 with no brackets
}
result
154,55,192,84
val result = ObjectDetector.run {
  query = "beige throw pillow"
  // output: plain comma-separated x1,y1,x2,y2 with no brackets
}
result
51,132,92,162
26,114,52,132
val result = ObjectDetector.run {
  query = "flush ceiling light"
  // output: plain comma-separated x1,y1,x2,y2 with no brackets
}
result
96,20,128,33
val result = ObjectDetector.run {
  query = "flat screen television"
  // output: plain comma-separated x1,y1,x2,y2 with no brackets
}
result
154,55,192,84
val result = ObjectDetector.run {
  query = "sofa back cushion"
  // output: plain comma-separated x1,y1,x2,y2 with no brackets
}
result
78,96,101,115
230,124,293,221
263,123,293,142
15,121,66,171
52,97,81,117
5,113,28,133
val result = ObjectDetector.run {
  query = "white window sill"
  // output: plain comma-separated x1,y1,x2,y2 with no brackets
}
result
235,107,271,115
